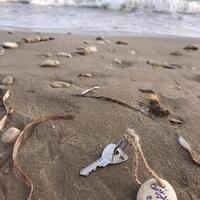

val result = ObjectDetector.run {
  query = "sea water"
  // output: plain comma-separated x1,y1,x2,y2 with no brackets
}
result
0,0,200,37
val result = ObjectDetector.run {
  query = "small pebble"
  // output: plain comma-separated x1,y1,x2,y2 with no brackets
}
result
83,41,92,44
1,127,20,144
0,47,4,56
170,50,183,56
8,31,14,34
113,58,122,64
41,53,53,57
2,42,18,49
116,41,128,45
51,81,71,88
2,76,13,85
129,50,136,55
78,73,92,78
57,52,72,58
96,36,105,40
184,44,198,51
40,60,60,67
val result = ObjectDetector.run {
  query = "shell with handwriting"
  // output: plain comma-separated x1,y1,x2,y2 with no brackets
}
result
137,179,177,200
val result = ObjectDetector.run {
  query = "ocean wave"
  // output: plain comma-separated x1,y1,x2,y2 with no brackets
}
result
1,0,200,13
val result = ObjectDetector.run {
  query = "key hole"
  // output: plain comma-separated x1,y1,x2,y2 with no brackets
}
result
115,150,119,155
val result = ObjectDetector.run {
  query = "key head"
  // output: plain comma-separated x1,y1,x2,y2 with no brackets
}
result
111,147,128,164
101,144,128,165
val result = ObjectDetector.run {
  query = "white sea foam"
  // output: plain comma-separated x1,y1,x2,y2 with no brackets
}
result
1,0,200,13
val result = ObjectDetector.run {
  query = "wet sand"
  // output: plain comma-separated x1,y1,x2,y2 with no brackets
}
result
0,30,200,199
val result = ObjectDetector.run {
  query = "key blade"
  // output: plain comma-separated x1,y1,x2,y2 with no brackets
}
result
80,158,108,176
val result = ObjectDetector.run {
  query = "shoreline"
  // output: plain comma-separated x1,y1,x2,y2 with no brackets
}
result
0,30,200,200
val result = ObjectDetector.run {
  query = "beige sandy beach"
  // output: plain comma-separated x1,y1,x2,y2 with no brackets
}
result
0,30,200,199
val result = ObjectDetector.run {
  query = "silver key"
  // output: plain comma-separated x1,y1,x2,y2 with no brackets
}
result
80,143,128,176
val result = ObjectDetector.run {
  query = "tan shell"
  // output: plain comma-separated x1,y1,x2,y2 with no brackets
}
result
137,179,177,200
40,60,60,67
50,81,70,88
2,42,18,49
1,127,20,144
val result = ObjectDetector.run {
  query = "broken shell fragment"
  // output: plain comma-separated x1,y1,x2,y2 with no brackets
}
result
1,127,20,144
40,60,60,67
50,81,70,88
2,76,13,85
2,42,18,49
57,52,72,58
137,178,177,200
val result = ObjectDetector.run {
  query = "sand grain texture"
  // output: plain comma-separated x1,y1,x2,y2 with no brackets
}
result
0,31,200,200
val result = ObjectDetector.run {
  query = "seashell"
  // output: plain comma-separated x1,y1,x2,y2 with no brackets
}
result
57,52,72,58
40,60,60,67
50,81,70,88
2,42,18,49
184,44,198,51
137,178,177,200
1,127,20,144
2,76,13,85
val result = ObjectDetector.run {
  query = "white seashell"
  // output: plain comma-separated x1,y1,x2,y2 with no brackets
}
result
2,76,13,85
40,60,60,67
137,178,177,200
50,81,70,88
57,52,72,58
1,127,20,144
2,42,18,49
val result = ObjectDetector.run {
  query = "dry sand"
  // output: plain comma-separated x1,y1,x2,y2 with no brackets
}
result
0,31,200,199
